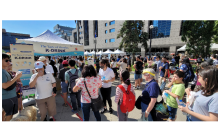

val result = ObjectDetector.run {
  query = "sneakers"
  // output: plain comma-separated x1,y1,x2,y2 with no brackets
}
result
109,108,113,114
49,118,54,121
71,109,78,113
100,108,107,114
134,86,140,90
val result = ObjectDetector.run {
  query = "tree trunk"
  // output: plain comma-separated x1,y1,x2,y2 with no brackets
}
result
132,53,135,65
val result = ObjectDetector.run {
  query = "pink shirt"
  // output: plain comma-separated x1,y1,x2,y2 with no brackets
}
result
115,83,135,104
76,76,102,103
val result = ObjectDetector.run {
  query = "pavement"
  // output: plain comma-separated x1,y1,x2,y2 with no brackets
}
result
14,73,187,121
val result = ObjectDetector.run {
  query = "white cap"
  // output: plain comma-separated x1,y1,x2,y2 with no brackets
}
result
34,61,44,69
38,56,46,62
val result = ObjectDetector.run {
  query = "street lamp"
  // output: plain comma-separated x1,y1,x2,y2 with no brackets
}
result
149,25,154,59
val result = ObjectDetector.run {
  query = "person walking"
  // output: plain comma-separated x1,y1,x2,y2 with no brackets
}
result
110,58,118,79
179,66,218,121
50,60,58,78
164,70,185,121
117,58,127,74
78,56,85,72
65,60,82,113
2,53,22,121
73,65,102,121
134,56,143,89
58,60,70,107
141,68,160,121
159,56,169,91
29,61,57,121
98,59,115,114
155,56,162,83
115,70,135,121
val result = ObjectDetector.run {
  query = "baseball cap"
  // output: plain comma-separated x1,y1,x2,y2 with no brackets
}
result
34,61,44,69
62,60,68,65
38,56,46,62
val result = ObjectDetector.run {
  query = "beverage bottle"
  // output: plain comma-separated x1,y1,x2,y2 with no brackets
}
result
179,100,188,116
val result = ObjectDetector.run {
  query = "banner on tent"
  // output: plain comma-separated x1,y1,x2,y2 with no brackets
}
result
10,43,35,96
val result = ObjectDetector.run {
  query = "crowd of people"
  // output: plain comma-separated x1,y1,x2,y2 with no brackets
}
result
2,53,218,121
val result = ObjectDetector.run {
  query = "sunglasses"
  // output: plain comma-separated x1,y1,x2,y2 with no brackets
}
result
5,59,10,62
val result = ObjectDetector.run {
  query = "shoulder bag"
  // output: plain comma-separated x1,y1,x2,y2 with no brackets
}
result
84,78,104,112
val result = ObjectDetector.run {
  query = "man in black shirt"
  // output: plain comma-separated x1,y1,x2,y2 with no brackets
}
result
58,60,70,107
175,54,180,67
127,55,131,71
134,56,143,89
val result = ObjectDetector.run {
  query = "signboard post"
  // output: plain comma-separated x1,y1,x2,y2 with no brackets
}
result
10,43,35,96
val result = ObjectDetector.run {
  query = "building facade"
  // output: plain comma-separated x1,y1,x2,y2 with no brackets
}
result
2,29,32,52
53,24,76,41
70,20,186,56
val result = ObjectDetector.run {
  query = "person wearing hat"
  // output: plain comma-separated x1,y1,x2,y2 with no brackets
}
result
32,56,54,76
58,60,70,107
140,68,160,121
29,61,57,121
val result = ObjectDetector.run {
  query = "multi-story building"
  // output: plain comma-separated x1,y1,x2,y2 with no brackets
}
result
2,29,32,52
53,24,76,41
71,20,186,56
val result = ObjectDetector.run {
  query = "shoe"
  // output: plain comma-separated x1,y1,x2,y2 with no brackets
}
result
71,109,78,113
44,115,47,121
62,103,68,107
137,86,140,89
49,118,54,121
100,108,107,114
109,108,113,114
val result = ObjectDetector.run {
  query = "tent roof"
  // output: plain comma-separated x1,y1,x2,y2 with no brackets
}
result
177,43,218,51
18,30,81,45
112,49,126,54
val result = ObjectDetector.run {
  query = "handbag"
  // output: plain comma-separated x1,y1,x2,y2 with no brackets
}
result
84,78,104,112
135,95,142,109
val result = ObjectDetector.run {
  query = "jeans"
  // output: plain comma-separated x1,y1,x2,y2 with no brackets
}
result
160,80,166,91
81,103,101,121
70,91,81,111
141,102,153,121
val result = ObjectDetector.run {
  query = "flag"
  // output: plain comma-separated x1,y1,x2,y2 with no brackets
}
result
95,31,97,38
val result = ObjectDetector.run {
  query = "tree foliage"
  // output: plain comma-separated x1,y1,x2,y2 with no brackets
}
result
181,20,218,57
117,20,149,62
2,49,6,53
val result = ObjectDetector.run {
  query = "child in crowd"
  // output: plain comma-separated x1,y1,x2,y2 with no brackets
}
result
164,70,185,121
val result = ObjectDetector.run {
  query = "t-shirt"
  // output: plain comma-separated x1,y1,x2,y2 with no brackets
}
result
190,91,218,121
30,72,56,99
160,62,169,77
213,59,218,66
155,60,162,73
117,58,120,62
2,69,17,100
98,67,115,88
75,76,102,103
45,64,54,74
127,58,131,66
111,62,117,68
65,69,82,87
141,79,159,105
135,61,143,74
59,68,70,82
180,64,188,73
166,83,185,108
117,62,127,72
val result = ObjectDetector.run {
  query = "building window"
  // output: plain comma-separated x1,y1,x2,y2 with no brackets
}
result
149,20,171,38
109,20,115,25
109,38,115,42
81,26,82,29
84,20,89,46
93,20,98,38
180,20,185,36
74,32,77,43
105,23,107,27
109,28,115,33
105,39,108,43
105,30,107,34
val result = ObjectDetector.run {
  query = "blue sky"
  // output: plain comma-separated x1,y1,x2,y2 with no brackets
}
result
2,20,76,37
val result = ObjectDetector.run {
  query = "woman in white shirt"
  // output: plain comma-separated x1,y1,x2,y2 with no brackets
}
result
117,58,127,74
110,58,118,79
29,61,57,121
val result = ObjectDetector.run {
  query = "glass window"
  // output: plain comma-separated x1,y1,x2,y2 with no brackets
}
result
109,20,115,25
105,30,107,34
105,23,107,26
109,38,115,42
109,28,115,33
149,20,172,38
105,39,108,43
84,20,89,46
94,20,98,38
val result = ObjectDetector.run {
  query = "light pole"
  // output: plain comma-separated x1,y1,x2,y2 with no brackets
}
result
149,25,154,59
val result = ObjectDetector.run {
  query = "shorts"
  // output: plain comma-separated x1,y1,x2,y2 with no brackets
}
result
134,74,142,80
35,96,57,121
61,81,68,93
2,96,18,116
167,105,177,120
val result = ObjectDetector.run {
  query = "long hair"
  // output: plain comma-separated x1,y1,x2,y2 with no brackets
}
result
121,70,130,85
199,66,218,96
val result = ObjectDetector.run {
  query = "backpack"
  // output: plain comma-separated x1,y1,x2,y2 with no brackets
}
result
184,65,195,83
67,69,79,93
117,84,135,113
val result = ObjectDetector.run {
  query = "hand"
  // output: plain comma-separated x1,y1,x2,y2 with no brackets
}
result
144,112,149,118
103,80,110,83
164,90,170,94
52,93,56,97
15,71,22,78
185,88,191,96
32,69,35,74
178,104,190,113
171,77,176,83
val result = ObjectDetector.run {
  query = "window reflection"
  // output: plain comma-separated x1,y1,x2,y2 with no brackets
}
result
150,20,171,38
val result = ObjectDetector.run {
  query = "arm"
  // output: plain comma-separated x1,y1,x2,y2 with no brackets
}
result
133,64,137,71
146,98,157,113
73,85,80,92
165,90,180,99
29,75,38,88
114,87,121,104
2,76,20,89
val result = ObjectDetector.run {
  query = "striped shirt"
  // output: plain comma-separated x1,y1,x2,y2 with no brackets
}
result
115,83,135,105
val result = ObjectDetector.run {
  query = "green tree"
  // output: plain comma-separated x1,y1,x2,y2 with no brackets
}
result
117,20,149,64
181,20,217,58
212,21,218,44
2,49,6,53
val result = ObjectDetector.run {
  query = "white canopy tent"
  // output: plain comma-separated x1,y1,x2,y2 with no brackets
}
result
84,51,90,55
16,30,84,56
112,49,126,56
103,49,114,54
177,43,218,51
97,50,105,55
90,50,96,55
